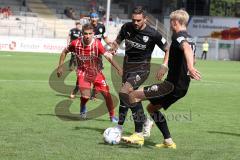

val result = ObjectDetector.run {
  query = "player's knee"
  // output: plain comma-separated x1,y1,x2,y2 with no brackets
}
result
119,92,131,107
119,82,134,94
147,104,158,114
129,92,138,104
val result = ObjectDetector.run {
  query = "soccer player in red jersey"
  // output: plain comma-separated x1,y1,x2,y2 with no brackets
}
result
57,23,122,121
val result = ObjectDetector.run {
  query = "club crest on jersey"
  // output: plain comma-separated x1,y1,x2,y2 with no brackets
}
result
99,28,103,33
143,36,149,43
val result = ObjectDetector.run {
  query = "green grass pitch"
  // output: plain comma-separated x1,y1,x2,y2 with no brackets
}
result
0,51,239,160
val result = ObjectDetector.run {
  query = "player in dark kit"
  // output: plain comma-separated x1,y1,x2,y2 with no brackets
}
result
68,21,82,71
89,12,111,45
110,6,169,146
119,9,201,148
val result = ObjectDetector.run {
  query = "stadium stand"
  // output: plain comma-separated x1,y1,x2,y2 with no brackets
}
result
0,0,128,38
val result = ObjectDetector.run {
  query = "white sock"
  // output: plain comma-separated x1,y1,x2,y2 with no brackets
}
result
164,138,174,144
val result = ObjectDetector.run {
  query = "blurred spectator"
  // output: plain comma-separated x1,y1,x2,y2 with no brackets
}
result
89,0,97,10
64,7,77,20
22,0,26,6
98,3,105,17
0,7,12,19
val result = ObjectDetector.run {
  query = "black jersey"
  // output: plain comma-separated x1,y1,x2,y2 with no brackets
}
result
117,22,168,63
69,28,82,42
166,31,196,92
93,23,106,40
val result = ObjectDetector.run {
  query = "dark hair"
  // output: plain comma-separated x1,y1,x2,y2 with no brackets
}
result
82,23,94,32
75,22,80,25
132,6,146,16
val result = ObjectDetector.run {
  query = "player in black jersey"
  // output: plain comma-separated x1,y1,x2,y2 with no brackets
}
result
68,21,82,71
119,9,201,148
110,6,169,145
68,22,82,99
89,12,111,45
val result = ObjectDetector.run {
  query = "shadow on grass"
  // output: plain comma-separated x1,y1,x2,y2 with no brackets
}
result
73,126,132,135
207,131,240,137
98,139,156,149
37,113,86,121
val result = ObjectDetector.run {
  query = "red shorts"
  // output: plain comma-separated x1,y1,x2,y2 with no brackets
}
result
77,69,109,93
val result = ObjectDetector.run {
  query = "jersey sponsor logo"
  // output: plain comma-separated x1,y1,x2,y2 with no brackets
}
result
94,34,102,39
126,32,131,36
125,39,146,50
73,33,80,37
143,36,149,43
77,55,97,61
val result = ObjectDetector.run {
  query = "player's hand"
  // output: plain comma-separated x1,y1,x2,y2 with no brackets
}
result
188,67,201,80
156,64,168,81
107,49,117,55
57,66,63,78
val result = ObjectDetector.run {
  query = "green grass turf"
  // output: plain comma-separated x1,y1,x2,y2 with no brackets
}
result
0,51,239,160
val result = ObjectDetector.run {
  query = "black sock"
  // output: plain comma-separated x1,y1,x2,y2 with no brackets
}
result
73,80,79,94
118,100,129,125
150,111,171,139
130,102,145,133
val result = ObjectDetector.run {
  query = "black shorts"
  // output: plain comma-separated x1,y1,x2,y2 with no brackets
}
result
144,81,188,110
122,63,150,89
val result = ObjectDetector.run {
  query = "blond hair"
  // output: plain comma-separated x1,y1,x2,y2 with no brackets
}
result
170,9,189,26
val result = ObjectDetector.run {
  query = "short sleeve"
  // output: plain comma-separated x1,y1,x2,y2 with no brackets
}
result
176,36,188,47
66,40,75,52
116,23,126,42
176,34,196,53
154,30,168,51
97,39,106,55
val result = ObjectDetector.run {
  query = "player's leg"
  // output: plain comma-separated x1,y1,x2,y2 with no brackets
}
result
70,79,79,99
147,103,176,149
119,82,145,145
201,51,204,59
121,81,175,145
94,72,118,123
78,71,91,118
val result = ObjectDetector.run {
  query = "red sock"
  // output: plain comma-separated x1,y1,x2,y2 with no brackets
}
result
102,92,115,118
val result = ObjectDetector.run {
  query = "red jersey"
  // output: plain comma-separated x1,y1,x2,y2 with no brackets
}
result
66,38,106,70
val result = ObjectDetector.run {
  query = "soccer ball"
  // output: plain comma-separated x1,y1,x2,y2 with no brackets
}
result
103,127,121,145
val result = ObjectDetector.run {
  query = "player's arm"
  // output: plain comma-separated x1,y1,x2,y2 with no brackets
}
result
103,36,112,45
57,48,69,77
156,47,170,80
108,24,125,54
103,51,123,76
154,32,169,80
182,42,201,80
67,35,71,45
